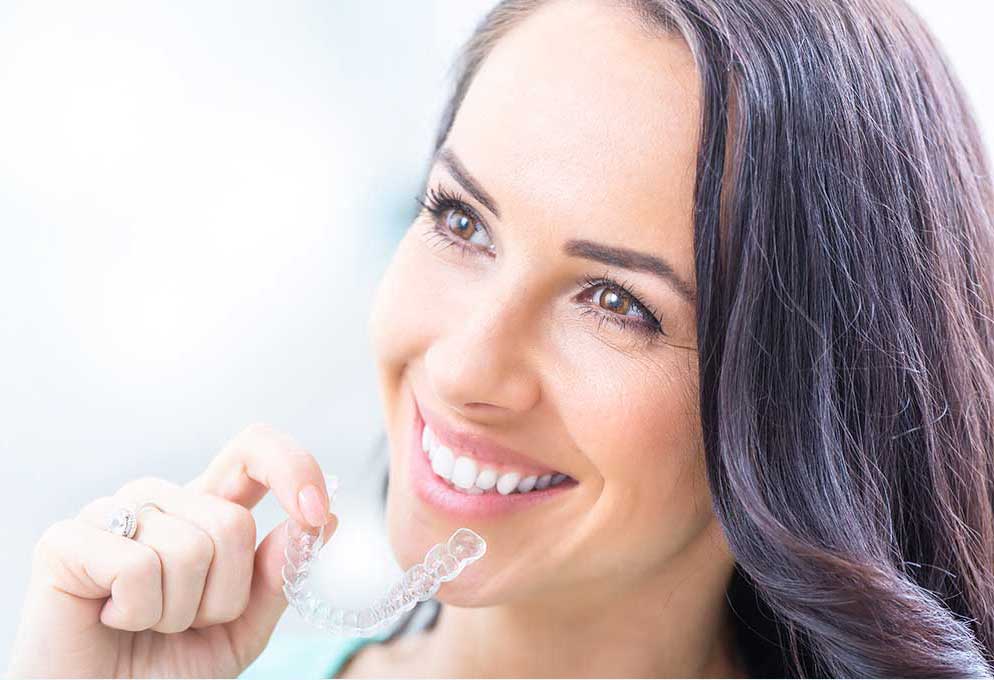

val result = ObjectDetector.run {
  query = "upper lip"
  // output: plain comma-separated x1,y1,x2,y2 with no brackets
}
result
416,398,564,475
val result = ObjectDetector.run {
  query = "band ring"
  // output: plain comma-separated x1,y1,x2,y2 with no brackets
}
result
106,501,165,540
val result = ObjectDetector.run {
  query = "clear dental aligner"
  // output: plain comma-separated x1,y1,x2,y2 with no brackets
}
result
281,478,487,637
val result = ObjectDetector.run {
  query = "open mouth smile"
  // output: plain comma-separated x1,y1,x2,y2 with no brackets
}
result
408,396,579,519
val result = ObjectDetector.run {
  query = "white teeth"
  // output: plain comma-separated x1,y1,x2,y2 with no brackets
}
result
517,475,537,493
495,471,521,495
422,425,573,495
475,467,498,490
451,456,478,489
430,444,454,480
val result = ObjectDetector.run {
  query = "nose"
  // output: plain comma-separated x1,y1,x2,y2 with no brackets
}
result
423,278,542,421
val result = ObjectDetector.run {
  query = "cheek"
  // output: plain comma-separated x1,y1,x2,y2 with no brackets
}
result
559,344,710,576
368,230,441,437
368,229,438,371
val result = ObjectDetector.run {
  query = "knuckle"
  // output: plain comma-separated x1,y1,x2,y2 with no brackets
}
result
221,422,280,460
211,584,252,625
122,548,163,628
212,503,256,549
177,527,215,567
36,518,66,546
130,545,163,584
154,613,192,634
284,446,317,467
123,599,162,631
33,519,70,565
118,594,161,630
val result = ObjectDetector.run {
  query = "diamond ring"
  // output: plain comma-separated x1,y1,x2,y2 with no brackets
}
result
106,501,165,540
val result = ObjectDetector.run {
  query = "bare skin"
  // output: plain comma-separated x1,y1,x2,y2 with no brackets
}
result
362,0,750,677
8,423,339,678
8,0,751,677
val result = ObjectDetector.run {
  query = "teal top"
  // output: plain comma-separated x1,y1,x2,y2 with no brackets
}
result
239,629,393,679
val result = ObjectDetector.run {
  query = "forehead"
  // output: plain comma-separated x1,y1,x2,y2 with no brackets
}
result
444,0,701,286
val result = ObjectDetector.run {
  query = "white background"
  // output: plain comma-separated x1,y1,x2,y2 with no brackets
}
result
1,0,991,670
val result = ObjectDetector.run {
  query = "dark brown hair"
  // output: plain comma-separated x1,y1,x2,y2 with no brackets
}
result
381,0,994,675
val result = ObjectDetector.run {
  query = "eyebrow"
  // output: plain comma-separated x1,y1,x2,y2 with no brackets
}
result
563,239,697,305
434,146,697,305
437,147,502,219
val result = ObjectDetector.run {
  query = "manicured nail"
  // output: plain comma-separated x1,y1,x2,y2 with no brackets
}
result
298,484,328,527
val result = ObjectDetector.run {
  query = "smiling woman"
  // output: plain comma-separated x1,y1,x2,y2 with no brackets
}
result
8,0,993,677
356,0,994,677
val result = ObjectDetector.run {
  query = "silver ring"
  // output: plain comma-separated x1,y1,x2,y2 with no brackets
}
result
106,501,164,540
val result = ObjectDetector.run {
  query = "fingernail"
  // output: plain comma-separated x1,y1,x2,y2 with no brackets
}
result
298,484,328,527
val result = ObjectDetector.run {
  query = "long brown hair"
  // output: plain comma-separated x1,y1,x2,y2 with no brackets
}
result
382,0,994,675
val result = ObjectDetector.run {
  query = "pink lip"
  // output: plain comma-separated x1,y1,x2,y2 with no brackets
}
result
418,401,564,476
409,397,578,520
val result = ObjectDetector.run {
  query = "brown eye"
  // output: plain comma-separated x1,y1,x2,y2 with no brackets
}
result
579,276,663,333
445,208,478,239
442,208,493,248
595,286,633,315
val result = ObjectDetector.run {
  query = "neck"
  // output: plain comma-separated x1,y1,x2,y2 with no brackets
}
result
410,519,746,678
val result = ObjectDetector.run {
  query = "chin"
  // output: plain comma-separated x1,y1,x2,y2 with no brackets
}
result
376,374,570,608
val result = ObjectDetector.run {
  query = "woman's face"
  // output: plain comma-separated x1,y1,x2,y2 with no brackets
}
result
369,0,728,607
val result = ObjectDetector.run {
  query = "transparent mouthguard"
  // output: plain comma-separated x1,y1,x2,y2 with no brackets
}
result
281,475,487,637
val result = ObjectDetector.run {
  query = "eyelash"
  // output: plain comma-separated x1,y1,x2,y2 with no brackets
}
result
415,184,666,344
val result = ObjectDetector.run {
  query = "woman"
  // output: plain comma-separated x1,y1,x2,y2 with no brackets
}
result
9,0,994,677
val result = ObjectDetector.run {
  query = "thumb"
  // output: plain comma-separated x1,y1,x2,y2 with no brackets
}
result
223,512,338,669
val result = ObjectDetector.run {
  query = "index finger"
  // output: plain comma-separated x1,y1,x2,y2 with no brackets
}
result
187,422,335,528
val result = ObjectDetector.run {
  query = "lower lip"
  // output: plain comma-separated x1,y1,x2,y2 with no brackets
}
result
408,399,578,520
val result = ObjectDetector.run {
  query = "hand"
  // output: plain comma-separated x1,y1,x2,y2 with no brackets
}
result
7,423,338,678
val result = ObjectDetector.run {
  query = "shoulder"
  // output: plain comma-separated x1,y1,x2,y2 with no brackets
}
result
238,632,380,679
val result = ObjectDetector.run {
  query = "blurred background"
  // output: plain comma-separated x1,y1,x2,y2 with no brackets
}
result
1,0,992,671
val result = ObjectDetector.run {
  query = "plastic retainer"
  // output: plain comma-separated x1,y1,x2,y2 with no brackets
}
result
281,479,486,637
